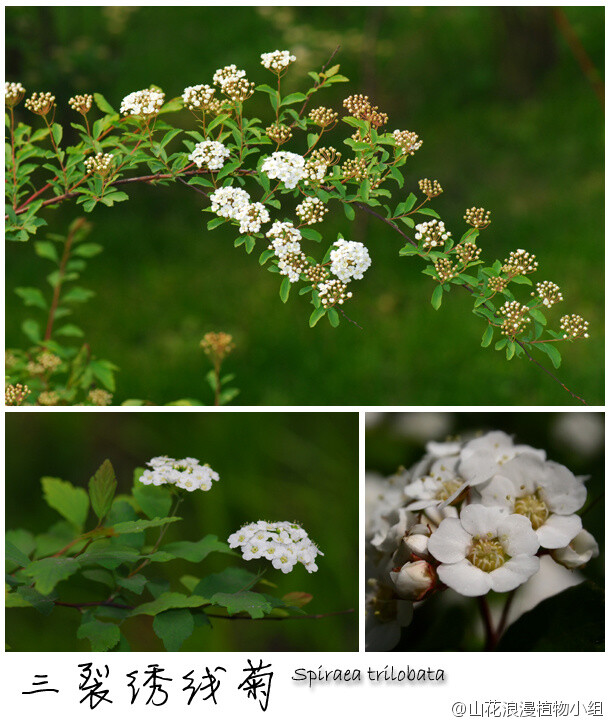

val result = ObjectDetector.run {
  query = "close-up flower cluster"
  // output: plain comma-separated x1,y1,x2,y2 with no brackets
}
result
120,87,165,117
228,520,323,573
366,429,599,651
139,455,220,492
188,139,230,170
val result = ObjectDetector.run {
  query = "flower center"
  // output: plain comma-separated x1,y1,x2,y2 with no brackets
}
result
436,478,463,501
467,536,507,572
514,491,549,529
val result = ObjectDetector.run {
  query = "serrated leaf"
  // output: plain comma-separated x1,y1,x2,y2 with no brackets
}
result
153,609,194,651
24,557,80,595
88,459,117,521
41,477,89,531
132,474,173,519
211,591,272,619
77,618,121,652
112,516,180,534
131,592,208,617
193,567,257,598
77,544,141,569
160,534,232,563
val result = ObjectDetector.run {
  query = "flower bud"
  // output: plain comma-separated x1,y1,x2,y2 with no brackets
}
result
552,530,599,569
390,560,435,600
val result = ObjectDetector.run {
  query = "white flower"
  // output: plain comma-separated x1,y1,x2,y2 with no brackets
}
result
228,521,322,573
404,456,464,510
261,151,306,189
260,50,296,72
188,140,230,170
458,430,546,488
182,83,215,110
209,185,251,219
140,456,219,492
329,239,372,282
389,560,435,600
120,88,165,117
213,64,246,90
234,201,270,234
428,504,540,596
478,454,587,548
551,530,599,569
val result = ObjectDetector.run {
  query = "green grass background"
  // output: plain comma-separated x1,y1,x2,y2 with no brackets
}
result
5,7,604,404
5,411,358,651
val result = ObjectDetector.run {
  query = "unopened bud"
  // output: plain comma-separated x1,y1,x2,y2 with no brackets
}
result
390,560,435,600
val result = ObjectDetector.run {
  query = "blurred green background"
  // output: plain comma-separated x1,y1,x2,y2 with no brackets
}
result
5,411,358,651
5,7,604,404
366,411,604,650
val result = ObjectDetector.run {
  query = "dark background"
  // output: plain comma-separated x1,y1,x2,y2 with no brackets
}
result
5,7,604,404
6,411,358,651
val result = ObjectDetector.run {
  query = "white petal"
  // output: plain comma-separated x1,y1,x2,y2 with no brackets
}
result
460,504,503,537
488,555,539,592
536,514,583,549
540,462,587,514
427,518,471,564
479,474,520,509
497,514,540,556
437,560,491,596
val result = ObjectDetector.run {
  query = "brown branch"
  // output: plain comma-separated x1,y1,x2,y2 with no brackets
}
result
353,199,588,404
205,607,355,621
55,599,132,611
293,45,341,124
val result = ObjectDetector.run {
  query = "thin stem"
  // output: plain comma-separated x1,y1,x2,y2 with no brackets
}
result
127,495,183,578
477,595,497,651
205,607,355,621
55,599,132,611
44,218,87,340
495,590,516,642
213,359,222,406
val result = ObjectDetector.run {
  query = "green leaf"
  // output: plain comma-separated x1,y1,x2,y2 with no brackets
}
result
481,325,494,348
73,243,103,258
41,477,89,531
160,534,232,563
24,557,80,595
327,307,340,327
51,123,63,146
78,618,121,652
78,545,141,569
217,159,241,180
55,323,84,337
5,540,31,568
88,459,117,521
498,582,603,652
117,574,147,595
93,93,116,115
16,287,47,310
211,591,272,619
193,567,257,598
280,92,307,106
309,307,326,328
21,318,42,344
207,217,226,230
529,308,547,325
88,359,117,391
343,203,355,221
112,516,180,534
131,592,209,617
132,473,173,519
511,275,533,286
34,241,59,262
537,342,562,369
495,339,508,351
506,340,516,360
299,227,322,242
153,609,194,651
279,277,291,303
282,591,313,608
416,207,440,218
431,285,443,310
13,585,56,615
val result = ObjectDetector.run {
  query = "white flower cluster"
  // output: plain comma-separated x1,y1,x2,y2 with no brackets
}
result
266,221,302,256
139,455,219,492
209,185,270,233
329,239,372,282
365,430,598,651
120,88,165,117
209,185,251,219
188,140,230,170
261,151,306,189
182,83,215,110
213,64,246,90
228,520,323,573
414,219,451,251
84,152,114,176
260,50,296,72
5,81,25,107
